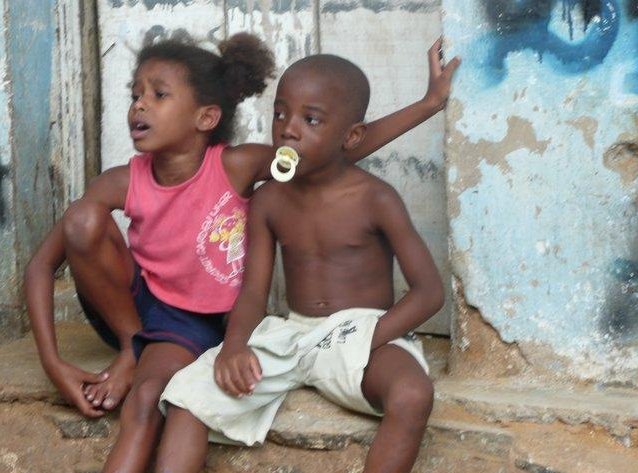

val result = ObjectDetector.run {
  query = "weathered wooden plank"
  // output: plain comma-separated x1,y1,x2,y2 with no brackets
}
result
226,0,318,314
320,0,450,334
98,0,226,171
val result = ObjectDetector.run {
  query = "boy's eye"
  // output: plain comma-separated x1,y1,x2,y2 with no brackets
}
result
274,110,285,121
155,91,167,99
306,116,320,126
131,93,140,102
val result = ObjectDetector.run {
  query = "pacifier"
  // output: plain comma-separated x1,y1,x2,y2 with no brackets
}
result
270,146,300,182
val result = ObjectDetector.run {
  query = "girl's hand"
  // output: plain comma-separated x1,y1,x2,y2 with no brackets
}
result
214,344,262,397
423,38,461,113
46,359,109,418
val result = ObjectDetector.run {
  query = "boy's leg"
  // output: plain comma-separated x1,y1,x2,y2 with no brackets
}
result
62,199,139,409
361,345,434,473
102,342,196,473
154,406,210,473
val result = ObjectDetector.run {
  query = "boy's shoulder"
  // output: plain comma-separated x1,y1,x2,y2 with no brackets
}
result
349,165,405,205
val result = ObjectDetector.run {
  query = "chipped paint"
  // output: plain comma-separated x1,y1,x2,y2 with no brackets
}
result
603,141,638,185
320,2,450,334
98,0,450,334
444,0,638,385
321,0,440,15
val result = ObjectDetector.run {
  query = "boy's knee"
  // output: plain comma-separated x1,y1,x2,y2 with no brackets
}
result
122,378,165,423
385,375,433,422
62,200,109,253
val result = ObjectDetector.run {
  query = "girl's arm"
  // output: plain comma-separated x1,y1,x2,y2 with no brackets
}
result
24,166,129,417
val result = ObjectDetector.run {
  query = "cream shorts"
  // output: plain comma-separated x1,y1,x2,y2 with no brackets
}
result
159,307,429,446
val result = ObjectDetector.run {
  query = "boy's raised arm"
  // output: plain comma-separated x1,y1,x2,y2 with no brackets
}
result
214,185,277,397
345,38,460,162
368,184,445,350
233,40,460,184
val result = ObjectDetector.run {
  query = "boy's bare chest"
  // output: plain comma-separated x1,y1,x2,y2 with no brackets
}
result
270,195,377,257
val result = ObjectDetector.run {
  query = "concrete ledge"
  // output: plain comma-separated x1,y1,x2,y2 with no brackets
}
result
435,378,638,443
2,324,638,472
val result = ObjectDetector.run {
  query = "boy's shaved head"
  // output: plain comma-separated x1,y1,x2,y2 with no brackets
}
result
284,54,370,122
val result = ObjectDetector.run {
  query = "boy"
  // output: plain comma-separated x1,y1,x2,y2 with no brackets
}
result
154,52,447,473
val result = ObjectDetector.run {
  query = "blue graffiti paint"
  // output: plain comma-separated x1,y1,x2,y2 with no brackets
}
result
624,71,638,94
476,0,621,86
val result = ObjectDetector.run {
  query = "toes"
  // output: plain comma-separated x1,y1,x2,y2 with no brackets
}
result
102,395,116,410
84,384,98,401
102,380,129,410
92,385,108,407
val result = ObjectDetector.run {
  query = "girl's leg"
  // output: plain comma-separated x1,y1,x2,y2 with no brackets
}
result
154,406,210,473
62,199,139,410
102,342,196,473
360,345,434,473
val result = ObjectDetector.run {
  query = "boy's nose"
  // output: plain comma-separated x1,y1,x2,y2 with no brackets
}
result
281,117,300,140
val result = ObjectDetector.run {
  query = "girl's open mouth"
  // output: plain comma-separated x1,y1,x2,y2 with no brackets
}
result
130,121,151,140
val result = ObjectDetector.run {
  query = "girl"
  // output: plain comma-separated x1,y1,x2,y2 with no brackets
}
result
24,33,458,472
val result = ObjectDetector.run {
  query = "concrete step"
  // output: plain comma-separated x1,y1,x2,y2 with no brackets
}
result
435,378,638,446
1,324,637,472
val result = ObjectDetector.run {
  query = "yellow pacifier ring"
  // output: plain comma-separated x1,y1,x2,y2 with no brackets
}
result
271,146,300,182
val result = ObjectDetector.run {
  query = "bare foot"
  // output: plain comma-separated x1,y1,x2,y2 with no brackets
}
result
84,348,136,410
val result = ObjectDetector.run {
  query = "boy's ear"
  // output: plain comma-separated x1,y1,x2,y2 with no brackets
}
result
343,122,367,151
197,105,222,132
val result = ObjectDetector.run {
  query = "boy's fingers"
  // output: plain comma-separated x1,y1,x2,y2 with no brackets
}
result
443,56,461,77
240,364,257,393
249,356,262,381
428,38,443,75
224,369,243,397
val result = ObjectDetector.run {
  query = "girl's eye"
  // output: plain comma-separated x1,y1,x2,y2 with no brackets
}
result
274,110,285,121
306,116,320,126
156,91,167,99
131,94,140,102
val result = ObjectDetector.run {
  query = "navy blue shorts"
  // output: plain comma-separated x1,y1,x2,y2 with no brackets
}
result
78,265,226,359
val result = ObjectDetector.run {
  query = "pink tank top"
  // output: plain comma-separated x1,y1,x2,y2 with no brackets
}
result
125,144,248,314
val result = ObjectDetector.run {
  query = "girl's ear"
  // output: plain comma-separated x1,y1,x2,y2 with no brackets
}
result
343,122,367,151
197,105,222,132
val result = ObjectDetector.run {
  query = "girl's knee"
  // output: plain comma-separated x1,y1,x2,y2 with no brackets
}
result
62,200,110,253
122,378,166,423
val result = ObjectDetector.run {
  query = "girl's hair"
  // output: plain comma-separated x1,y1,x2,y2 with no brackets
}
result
136,33,275,143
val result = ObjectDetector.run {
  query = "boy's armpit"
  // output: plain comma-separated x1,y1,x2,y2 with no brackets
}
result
371,182,441,285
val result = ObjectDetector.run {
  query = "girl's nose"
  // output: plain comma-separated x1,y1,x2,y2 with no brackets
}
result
133,95,147,112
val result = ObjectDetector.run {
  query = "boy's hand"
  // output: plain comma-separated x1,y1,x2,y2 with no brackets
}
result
423,38,461,113
214,344,262,397
46,359,109,418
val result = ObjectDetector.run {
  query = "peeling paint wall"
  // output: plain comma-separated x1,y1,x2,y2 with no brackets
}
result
0,0,20,342
0,0,58,342
98,0,451,333
443,0,638,385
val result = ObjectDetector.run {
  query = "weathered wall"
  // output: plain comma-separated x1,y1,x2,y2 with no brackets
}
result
0,0,58,342
97,0,451,333
443,0,638,385
0,0,19,342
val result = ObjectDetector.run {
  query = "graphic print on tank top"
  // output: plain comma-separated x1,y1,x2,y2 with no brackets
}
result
195,191,247,287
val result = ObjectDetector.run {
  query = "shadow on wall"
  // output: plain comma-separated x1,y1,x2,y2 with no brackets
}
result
476,0,637,87
605,141,638,345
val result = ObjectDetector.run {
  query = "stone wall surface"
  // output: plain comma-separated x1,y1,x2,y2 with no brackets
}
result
443,0,638,385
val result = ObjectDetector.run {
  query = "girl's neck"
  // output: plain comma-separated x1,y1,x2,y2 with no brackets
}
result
151,140,209,187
